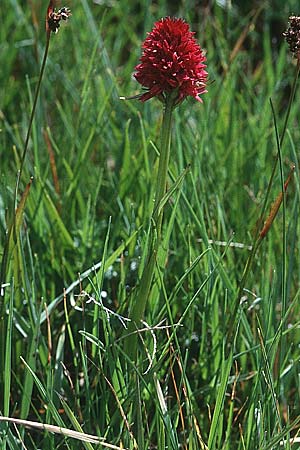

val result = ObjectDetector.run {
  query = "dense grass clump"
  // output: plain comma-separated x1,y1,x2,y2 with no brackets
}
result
1,1,300,449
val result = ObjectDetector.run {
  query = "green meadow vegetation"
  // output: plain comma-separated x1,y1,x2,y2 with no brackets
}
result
1,1,300,448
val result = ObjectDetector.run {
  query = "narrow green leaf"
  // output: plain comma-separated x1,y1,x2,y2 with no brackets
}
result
208,350,233,449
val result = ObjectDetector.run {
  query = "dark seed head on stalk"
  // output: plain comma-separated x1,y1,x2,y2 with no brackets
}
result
283,15,300,57
46,3,71,34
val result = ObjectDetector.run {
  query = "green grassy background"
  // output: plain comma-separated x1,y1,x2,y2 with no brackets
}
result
1,0,300,448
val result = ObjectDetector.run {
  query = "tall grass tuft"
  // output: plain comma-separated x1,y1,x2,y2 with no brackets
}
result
1,2,300,449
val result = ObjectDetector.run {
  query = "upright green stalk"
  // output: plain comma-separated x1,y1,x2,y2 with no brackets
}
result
0,31,51,291
0,29,51,428
126,92,177,359
17,34,51,189
152,93,176,236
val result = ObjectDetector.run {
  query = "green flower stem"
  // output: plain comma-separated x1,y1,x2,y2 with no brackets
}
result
0,32,51,393
15,33,51,199
126,92,176,360
1,33,51,288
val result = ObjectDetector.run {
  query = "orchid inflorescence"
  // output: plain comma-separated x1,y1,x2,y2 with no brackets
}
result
133,17,208,105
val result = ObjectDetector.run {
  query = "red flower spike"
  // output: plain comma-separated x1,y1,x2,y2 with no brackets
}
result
134,17,208,104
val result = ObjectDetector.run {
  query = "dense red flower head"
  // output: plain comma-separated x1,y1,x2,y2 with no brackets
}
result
134,17,208,103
